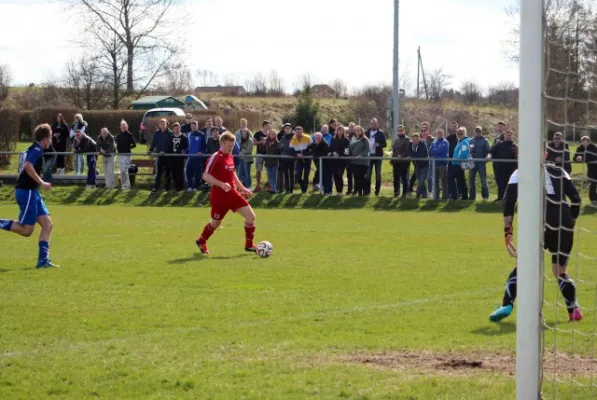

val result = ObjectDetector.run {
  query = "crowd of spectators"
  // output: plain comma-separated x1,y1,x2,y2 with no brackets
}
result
36,112,597,203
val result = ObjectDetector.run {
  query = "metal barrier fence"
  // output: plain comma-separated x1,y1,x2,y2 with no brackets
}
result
1,151,593,199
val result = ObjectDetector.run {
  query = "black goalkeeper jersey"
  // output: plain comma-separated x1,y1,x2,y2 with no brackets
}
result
15,142,44,190
503,164,581,229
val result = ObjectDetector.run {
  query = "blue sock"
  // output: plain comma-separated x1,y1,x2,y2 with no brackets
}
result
38,241,49,265
0,219,14,232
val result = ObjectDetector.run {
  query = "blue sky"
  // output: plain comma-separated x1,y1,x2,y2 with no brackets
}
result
0,0,519,93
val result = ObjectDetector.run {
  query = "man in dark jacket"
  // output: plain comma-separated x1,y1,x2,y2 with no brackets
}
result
310,132,332,195
489,130,518,201
365,118,387,196
148,118,173,193
574,136,597,204
166,122,189,191
181,113,193,134
547,132,572,174
52,114,70,174
391,125,410,197
492,121,507,198
278,124,295,194
74,130,97,188
408,133,429,198
446,121,459,199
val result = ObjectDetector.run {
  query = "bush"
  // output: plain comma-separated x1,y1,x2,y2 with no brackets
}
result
0,109,20,166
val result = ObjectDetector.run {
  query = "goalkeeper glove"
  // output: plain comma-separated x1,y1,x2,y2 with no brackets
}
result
504,225,517,258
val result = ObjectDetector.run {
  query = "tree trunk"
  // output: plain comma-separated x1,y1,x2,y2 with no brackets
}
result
126,44,134,92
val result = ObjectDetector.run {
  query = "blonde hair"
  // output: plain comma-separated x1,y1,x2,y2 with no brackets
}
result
354,125,365,137
120,119,128,128
457,127,467,136
219,131,236,144
240,118,248,124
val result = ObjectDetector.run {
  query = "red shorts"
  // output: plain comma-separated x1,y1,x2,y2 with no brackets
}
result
210,190,249,220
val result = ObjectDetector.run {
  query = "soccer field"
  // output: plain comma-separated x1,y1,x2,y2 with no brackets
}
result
1,199,597,399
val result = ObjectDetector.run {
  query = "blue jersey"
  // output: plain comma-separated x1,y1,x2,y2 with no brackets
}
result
16,142,43,190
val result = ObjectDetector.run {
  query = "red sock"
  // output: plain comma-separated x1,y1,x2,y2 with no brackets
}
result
244,223,255,247
199,223,216,243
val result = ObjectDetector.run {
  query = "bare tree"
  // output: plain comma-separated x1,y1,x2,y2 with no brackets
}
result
0,64,11,109
246,73,267,96
222,74,240,87
268,70,285,96
161,64,193,95
427,68,451,99
330,78,348,99
487,81,519,107
196,69,219,87
63,0,184,92
460,80,483,104
64,56,109,110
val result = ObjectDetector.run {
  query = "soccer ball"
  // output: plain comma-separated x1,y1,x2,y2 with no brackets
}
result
256,241,273,258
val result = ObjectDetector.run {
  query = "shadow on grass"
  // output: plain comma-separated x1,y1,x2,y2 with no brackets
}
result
440,200,474,212
0,269,9,273
471,321,516,336
168,253,251,264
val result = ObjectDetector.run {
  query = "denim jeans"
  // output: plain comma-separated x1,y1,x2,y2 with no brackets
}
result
43,155,55,183
86,155,96,186
469,162,489,200
74,154,85,174
266,165,278,192
366,159,382,195
238,161,252,189
415,166,429,198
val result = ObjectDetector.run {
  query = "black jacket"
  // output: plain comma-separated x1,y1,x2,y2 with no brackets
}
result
491,140,518,171
52,122,70,151
365,129,387,156
408,142,429,169
116,131,137,154
181,123,192,134
331,137,350,157
310,140,330,159
574,143,597,178
446,133,458,158
96,134,115,157
546,140,571,173
168,134,189,155
74,135,95,154
206,137,220,154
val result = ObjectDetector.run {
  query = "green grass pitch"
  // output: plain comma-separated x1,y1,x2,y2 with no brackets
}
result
1,193,597,399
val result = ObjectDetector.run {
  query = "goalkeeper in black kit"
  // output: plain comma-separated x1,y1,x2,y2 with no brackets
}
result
489,162,583,323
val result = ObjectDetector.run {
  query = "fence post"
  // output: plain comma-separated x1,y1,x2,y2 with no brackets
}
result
319,157,324,194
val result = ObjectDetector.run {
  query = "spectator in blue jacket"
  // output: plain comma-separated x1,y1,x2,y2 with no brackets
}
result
408,133,429,198
468,126,491,201
186,120,207,191
450,127,471,200
429,129,449,200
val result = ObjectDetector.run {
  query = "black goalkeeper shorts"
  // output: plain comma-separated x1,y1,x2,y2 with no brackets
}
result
544,226,574,266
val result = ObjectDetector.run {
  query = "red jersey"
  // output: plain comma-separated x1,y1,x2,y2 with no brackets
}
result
205,150,236,195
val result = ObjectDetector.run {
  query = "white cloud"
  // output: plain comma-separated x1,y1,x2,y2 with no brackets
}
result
0,0,519,91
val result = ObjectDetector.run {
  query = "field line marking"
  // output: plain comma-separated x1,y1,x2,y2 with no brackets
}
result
0,288,501,359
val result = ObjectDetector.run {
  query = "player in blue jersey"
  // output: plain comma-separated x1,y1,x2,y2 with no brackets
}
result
0,124,58,268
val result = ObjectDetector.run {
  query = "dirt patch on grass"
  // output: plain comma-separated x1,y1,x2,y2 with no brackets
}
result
344,350,597,377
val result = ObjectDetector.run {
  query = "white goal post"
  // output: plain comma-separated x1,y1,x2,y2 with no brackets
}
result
517,0,545,398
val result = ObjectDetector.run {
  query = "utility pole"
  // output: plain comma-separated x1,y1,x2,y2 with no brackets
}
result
392,0,400,141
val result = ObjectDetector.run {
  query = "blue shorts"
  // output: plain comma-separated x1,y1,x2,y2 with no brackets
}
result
15,189,49,226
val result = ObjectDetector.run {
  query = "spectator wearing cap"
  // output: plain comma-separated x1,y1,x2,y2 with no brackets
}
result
547,132,571,173
408,133,429,198
429,129,449,200
166,122,189,191
364,118,387,196
181,113,193,134
186,120,206,191
278,123,296,194
489,130,518,201
97,127,116,189
468,125,491,201
290,126,312,193
252,120,270,192
574,136,597,204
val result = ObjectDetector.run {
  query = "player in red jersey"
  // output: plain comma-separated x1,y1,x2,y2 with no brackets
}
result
196,131,256,254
